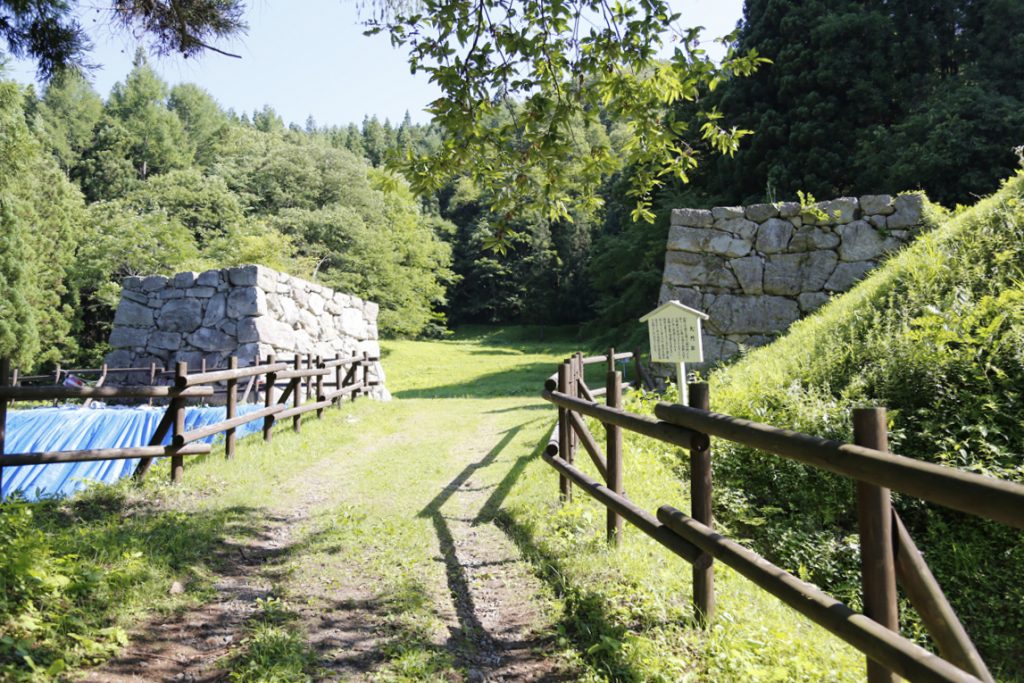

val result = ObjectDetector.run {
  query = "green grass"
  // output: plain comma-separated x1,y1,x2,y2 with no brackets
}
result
501,384,864,682
10,291,1016,682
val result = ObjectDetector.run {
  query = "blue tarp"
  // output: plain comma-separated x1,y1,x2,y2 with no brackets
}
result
1,404,265,501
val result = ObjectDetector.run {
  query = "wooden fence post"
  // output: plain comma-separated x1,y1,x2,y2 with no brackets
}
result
334,352,342,408
689,382,715,625
315,355,325,419
557,361,572,502
148,361,157,406
606,366,623,546
854,407,899,683
263,354,276,442
170,361,186,483
293,355,303,433
0,358,8,494
225,356,237,460
572,352,582,458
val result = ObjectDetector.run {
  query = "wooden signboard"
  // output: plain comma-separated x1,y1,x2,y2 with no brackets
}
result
639,301,709,402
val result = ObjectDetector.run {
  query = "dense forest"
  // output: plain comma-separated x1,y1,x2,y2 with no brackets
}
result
1,0,1021,369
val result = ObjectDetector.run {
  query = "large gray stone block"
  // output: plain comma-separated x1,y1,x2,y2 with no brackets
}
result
142,275,168,291
837,221,887,261
729,256,764,295
340,308,369,340
888,194,923,229
173,271,197,288
659,284,702,310
227,265,260,286
109,327,150,348
255,316,296,349
745,203,780,222
859,195,894,215
667,226,751,258
798,292,830,313
196,269,221,287
788,226,840,252
188,328,235,352
813,197,858,225
755,218,794,254
157,298,203,332
121,289,149,305
825,260,875,291
149,331,182,351
706,294,800,335
308,292,326,315
714,217,759,240
227,287,267,318
664,251,738,288
763,251,838,295
236,317,259,343
203,293,226,326
712,206,744,220
114,300,154,327
777,202,801,218
671,208,713,228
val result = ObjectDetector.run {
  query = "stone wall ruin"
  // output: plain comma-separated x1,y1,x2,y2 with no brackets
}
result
659,194,924,365
104,265,387,399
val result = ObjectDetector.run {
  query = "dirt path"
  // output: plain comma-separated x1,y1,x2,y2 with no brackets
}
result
84,393,574,682
416,418,572,682
82,516,285,682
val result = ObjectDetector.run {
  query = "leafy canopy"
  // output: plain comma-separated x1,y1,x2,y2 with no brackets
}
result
0,0,246,78
366,0,768,248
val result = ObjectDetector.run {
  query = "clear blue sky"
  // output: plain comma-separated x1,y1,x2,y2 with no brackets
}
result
7,0,743,128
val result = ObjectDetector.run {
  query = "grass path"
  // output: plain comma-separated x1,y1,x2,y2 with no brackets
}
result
83,327,587,681
46,325,866,682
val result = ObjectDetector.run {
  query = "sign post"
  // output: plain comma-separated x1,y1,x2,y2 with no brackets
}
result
639,301,708,404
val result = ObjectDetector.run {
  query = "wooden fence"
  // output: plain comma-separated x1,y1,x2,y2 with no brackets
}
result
0,352,378,490
542,349,1024,683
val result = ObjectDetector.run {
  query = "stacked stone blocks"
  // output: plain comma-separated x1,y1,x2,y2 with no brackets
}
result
105,265,387,398
660,194,924,363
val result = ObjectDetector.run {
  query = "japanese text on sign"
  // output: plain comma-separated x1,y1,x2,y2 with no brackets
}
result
649,315,703,363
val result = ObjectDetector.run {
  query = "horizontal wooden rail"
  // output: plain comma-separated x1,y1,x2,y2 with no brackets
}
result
654,403,1024,530
178,362,289,388
322,384,362,402
589,381,633,398
543,452,706,567
173,404,286,446
66,366,164,374
656,505,981,683
276,366,332,380
580,351,633,366
0,385,213,400
277,398,332,421
322,354,363,368
1,443,211,466
543,390,708,452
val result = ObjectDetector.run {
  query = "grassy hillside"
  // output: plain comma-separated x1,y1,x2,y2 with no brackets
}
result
700,174,1024,676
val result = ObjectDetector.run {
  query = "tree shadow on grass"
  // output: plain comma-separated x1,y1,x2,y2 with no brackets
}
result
415,425,523,663
493,511,657,682
479,423,683,682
